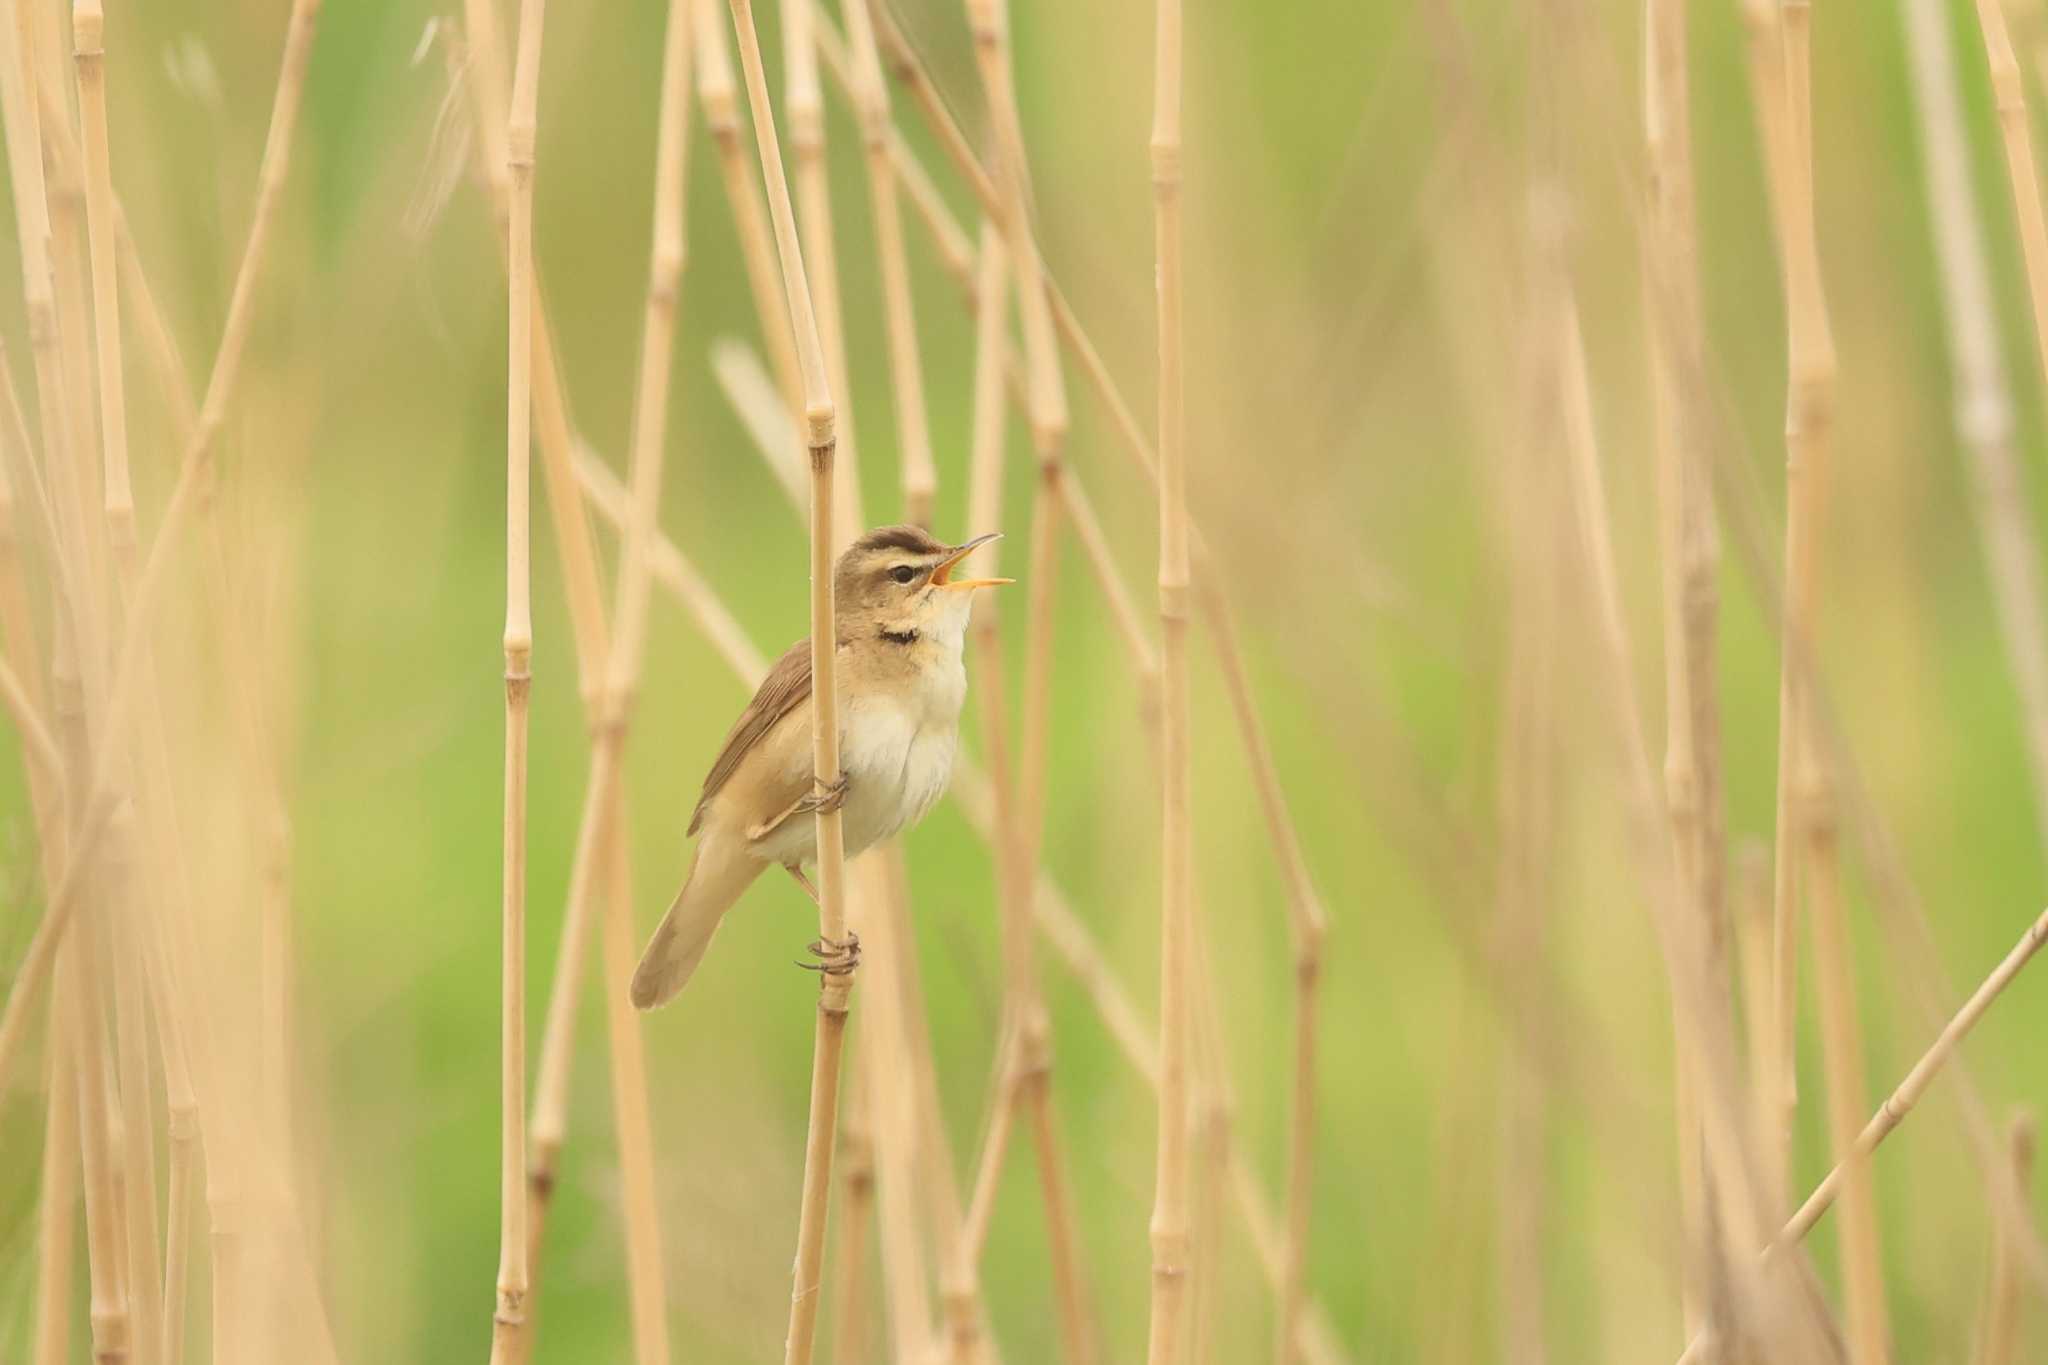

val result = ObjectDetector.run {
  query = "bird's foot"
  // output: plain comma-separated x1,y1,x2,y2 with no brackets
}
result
795,773,850,816
797,931,861,976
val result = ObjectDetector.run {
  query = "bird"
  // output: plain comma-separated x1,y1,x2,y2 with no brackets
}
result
629,525,1011,1009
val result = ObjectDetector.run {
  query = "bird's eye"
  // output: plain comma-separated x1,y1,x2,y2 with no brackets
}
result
890,565,916,584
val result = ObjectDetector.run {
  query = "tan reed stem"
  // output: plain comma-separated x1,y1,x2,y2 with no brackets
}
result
1782,905,2048,1244
1756,0,1835,1213
956,217,1016,1321
1972,1112,2035,1365
66,917,133,1365
691,0,803,427
1643,0,1732,1338
450,8,681,1345
488,0,544,1355
72,12,173,1355
456,6,608,1283
873,845,991,1363
1146,0,1193,1359
602,789,675,1365
782,0,860,544
1709,355,2048,1300
3,391,80,1365
723,4,855,1362
5,21,140,1365
841,0,936,526
848,860,933,1364
1546,195,1836,1351
547,4,697,1352
955,10,1099,1357
0,0,77,618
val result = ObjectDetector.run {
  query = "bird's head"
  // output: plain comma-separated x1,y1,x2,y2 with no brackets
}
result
835,525,1011,646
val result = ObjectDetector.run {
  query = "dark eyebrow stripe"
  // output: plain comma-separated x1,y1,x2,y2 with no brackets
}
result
855,524,946,556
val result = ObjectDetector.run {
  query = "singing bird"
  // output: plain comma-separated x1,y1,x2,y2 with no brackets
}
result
629,525,1011,1008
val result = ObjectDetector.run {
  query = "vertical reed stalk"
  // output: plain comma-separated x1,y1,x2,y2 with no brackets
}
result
782,0,859,545
724,5,854,1362
1643,0,1732,1337
1147,0,1192,1358
489,0,545,1357
65,928,133,1365
842,0,936,526
453,21,681,1344
601,792,675,1365
1763,0,1836,1213
849,860,933,1364
957,8,1097,1356
691,0,803,426
73,12,170,1354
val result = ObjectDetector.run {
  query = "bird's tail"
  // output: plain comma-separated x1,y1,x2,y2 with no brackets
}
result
629,833,762,1009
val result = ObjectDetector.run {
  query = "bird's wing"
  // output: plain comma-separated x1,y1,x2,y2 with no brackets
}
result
689,637,813,836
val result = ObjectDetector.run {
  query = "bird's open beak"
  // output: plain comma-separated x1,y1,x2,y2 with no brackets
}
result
932,532,1012,591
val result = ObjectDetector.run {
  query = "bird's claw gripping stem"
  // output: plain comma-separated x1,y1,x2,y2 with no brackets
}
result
796,773,849,816
797,931,861,976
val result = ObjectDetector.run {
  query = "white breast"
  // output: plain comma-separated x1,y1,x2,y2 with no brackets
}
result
837,652,966,857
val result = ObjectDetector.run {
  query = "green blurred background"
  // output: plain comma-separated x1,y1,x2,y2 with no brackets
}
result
5,0,2048,1359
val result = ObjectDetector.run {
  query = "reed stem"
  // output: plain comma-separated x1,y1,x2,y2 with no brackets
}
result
723,5,854,1361
488,0,545,1354
1147,0,1192,1359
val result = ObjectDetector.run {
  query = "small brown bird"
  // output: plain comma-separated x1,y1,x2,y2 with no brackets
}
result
629,525,1010,1008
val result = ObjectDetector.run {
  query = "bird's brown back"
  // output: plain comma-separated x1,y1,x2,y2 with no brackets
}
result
690,638,813,835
